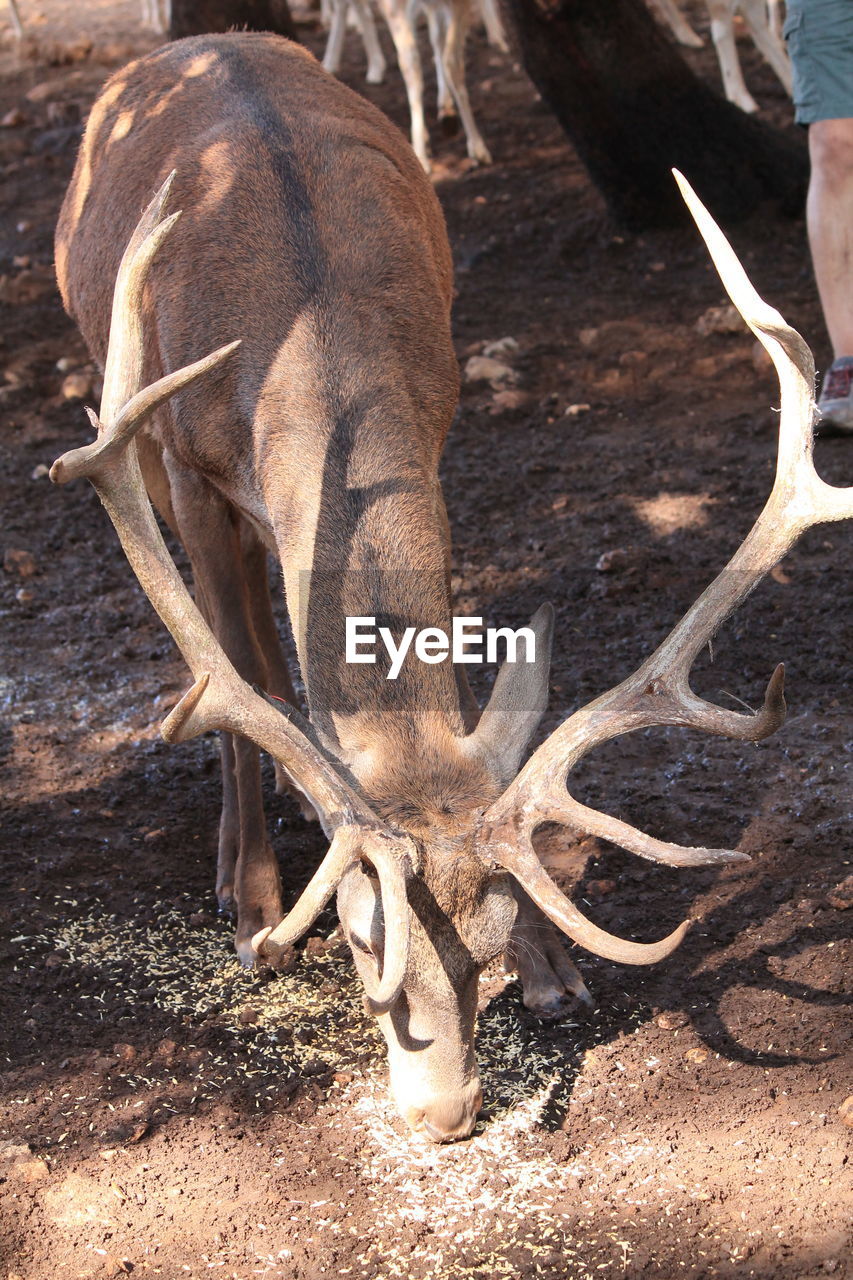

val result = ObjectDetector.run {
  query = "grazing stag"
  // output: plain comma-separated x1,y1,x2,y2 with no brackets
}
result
53,34,851,1140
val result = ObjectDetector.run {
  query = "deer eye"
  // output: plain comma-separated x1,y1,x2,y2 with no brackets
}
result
349,932,375,958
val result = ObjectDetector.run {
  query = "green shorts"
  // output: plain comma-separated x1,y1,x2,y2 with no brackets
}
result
784,0,853,124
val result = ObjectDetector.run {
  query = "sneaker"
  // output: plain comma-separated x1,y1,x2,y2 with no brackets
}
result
817,356,853,435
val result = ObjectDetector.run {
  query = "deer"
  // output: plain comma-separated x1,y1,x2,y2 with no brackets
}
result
52,32,852,1142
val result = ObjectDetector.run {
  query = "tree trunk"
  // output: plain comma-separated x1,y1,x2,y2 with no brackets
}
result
502,0,807,228
170,0,297,42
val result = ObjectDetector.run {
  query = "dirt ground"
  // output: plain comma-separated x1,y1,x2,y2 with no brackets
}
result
0,3,850,1278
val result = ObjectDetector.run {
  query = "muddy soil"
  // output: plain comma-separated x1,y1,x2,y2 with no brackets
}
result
0,4,850,1278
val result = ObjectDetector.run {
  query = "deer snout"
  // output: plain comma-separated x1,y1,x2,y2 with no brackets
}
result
403,1080,483,1143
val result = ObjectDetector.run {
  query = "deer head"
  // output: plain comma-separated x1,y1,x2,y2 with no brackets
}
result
52,171,853,1141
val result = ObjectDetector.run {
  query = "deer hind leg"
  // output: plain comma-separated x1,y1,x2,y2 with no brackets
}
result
423,1,457,132
379,0,431,169
505,884,593,1018
165,462,283,965
738,0,792,94
322,0,349,75
241,526,317,821
706,0,759,112
438,0,492,164
351,0,388,83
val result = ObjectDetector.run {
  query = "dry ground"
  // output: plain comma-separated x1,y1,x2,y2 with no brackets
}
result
0,2,850,1278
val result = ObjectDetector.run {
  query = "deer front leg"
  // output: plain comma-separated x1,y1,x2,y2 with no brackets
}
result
166,463,283,965
505,883,593,1018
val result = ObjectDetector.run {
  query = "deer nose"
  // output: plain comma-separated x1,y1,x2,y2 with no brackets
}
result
409,1085,483,1143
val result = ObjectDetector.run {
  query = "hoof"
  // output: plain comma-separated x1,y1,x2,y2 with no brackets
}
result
439,111,460,139
217,894,236,920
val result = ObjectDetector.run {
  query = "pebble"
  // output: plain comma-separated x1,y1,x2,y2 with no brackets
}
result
15,219,31,233
0,1142,49,1182
684,1047,708,1064
655,1010,689,1030
15,588,34,604
695,303,744,336
238,1006,259,1025
838,1097,853,1127
113,1042,136,1063
826,875,853,911
463,355,515,385
61,371,92,400
4,547,37,577
55,355,75,372
489,389,529,414
482,336,519,359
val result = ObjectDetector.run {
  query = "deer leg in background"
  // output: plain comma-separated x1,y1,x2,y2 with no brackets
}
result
738,0,792,94
241,524,318,821
352,0,388,82
706,0,759,112
504,883,593,1017
439,0,492,162
165,461,283,964
424,1,457,131
380,0,431,167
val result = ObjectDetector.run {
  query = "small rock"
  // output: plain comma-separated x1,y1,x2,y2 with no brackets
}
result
333,1071,353,1086
61,371,92,400
481,336,519,359
15,588,34,605
113,1042,136,1063
587,878,616,896
489,389,529,414
104,1255,132,1276
25,81,57,102
156,1038,176,1059
31,463,49,479
15,219,31,233
578,327,598,347
564,403,591,417
696,303,744,336
838,1096,853,1126
238,1006,259,1025
595,547,634,574
0,108,25,127
684,1047,708,1064
619,349,648,367
464,355,515,385
826,875,853,911
304,935,327,959
4,548,37,577
143,828,166,841
655,1010,689,1030
0,1142,49,1182
55,356,75,372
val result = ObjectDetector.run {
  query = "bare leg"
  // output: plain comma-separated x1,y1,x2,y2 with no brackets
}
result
323,0,349,75
352,0,387,83
808,118,853,358
424,1,456,128
505,884,593,1018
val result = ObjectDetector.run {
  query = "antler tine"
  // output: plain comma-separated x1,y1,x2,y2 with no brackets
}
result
480,173,853,965
51,176,415,964
253,827,415,1012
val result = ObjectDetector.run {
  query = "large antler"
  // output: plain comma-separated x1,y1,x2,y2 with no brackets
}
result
51,173,415,1008
480,171,853,966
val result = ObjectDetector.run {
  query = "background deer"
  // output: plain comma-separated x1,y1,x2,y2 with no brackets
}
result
53,33,851,1141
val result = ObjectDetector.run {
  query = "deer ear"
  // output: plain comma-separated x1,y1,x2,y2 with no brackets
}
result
465,603,554,784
